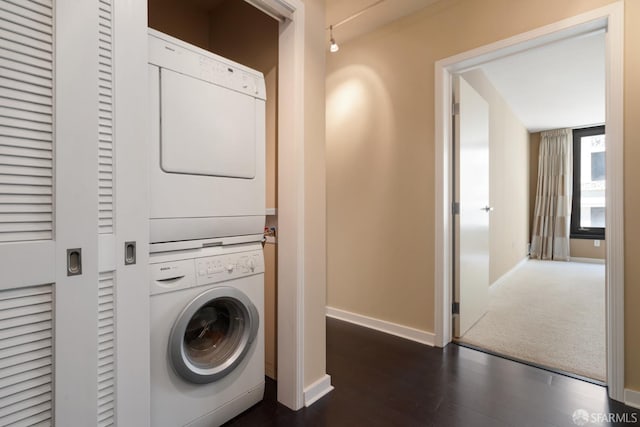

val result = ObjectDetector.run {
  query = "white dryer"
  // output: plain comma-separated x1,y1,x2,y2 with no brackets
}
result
148,29,266,246
149,243,264,427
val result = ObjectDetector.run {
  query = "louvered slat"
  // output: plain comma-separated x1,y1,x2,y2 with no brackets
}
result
0,284,52,426
0,49,52,74
0,184,51,195
0,178,51,189
0,64,51,88
0,113,52,131
28,0,53,9
0,319,50,341
0,0,53,244
0,37,52,63
0,384,50,415
97,272,115,426
0,401,50,426
0,136,51,151
0,17,52,45
0,7,51,36
97,0,113,234
0,373,50,400
8,410,51,427
4,0,52,18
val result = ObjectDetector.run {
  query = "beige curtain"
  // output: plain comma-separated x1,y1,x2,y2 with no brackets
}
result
530,128,573,261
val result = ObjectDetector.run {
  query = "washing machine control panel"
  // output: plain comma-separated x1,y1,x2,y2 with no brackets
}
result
195,249,264,287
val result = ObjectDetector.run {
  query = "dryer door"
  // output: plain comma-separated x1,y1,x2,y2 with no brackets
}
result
160,68,257,179
169,287,259,384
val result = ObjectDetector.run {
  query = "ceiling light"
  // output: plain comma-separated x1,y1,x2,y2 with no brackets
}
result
329,25,339,53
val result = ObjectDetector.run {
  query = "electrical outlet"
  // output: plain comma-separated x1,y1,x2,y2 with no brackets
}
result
594,240,601,247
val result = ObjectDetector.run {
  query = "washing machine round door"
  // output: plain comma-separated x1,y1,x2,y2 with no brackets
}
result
169,286,259,384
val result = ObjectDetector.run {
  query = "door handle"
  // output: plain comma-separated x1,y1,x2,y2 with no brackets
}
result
67,248,82,276
481,206,494,212
156,275,186,283
124,241,136,265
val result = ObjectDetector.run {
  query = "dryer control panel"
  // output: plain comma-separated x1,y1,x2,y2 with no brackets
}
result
195,249,264,287
148,29,266,100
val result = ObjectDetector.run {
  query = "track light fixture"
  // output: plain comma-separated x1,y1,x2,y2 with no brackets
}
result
329,25,339,53
327,0,388,53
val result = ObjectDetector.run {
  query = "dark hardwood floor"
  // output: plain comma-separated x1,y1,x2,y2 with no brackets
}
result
226,318,639,426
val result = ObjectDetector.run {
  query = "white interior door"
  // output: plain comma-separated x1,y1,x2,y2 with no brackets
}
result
0,0,107,424
0,0,57,417
54,0,104,424
453,75,490,338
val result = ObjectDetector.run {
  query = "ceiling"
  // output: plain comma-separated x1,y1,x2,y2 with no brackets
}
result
477,30,605,132
326,0,439,45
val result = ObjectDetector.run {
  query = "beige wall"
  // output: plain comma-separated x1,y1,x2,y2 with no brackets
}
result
462,69,529,284
570,239,606,259
529,132,606,260
326,0,640,391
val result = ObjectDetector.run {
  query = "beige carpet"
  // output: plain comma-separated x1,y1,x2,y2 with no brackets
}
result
458,259,605,381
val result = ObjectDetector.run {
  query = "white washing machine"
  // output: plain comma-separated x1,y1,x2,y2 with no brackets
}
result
150,243,264,427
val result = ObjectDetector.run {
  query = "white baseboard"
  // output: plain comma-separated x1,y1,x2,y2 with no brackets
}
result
490,257,528,291
303,374,333,407
625,388,640,410
326,306,435,346
570,257,605,264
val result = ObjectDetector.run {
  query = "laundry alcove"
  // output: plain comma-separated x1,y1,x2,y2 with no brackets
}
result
147,0,280,381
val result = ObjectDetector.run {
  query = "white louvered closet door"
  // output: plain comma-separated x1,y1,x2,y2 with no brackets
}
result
0,0,102,426
0,1,56,425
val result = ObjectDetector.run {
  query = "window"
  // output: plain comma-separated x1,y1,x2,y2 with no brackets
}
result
571,126,605,239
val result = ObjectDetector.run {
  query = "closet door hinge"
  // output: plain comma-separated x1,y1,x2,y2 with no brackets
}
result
452,102,460,115
452,202,460,215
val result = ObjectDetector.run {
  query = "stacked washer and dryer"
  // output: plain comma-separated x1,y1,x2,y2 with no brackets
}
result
147,29,267,427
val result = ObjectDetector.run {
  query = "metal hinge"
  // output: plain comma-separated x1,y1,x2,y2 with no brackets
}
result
452,202,460,215
452,102,460,115
452,302,460,314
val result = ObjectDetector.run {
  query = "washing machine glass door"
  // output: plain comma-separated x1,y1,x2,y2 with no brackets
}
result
169,286,259,384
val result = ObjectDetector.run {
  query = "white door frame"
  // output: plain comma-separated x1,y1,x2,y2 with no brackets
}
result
274,0,307,411
434,2,624,401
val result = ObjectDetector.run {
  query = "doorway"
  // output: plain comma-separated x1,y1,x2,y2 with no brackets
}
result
434,3,624,400
451,32,607,382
